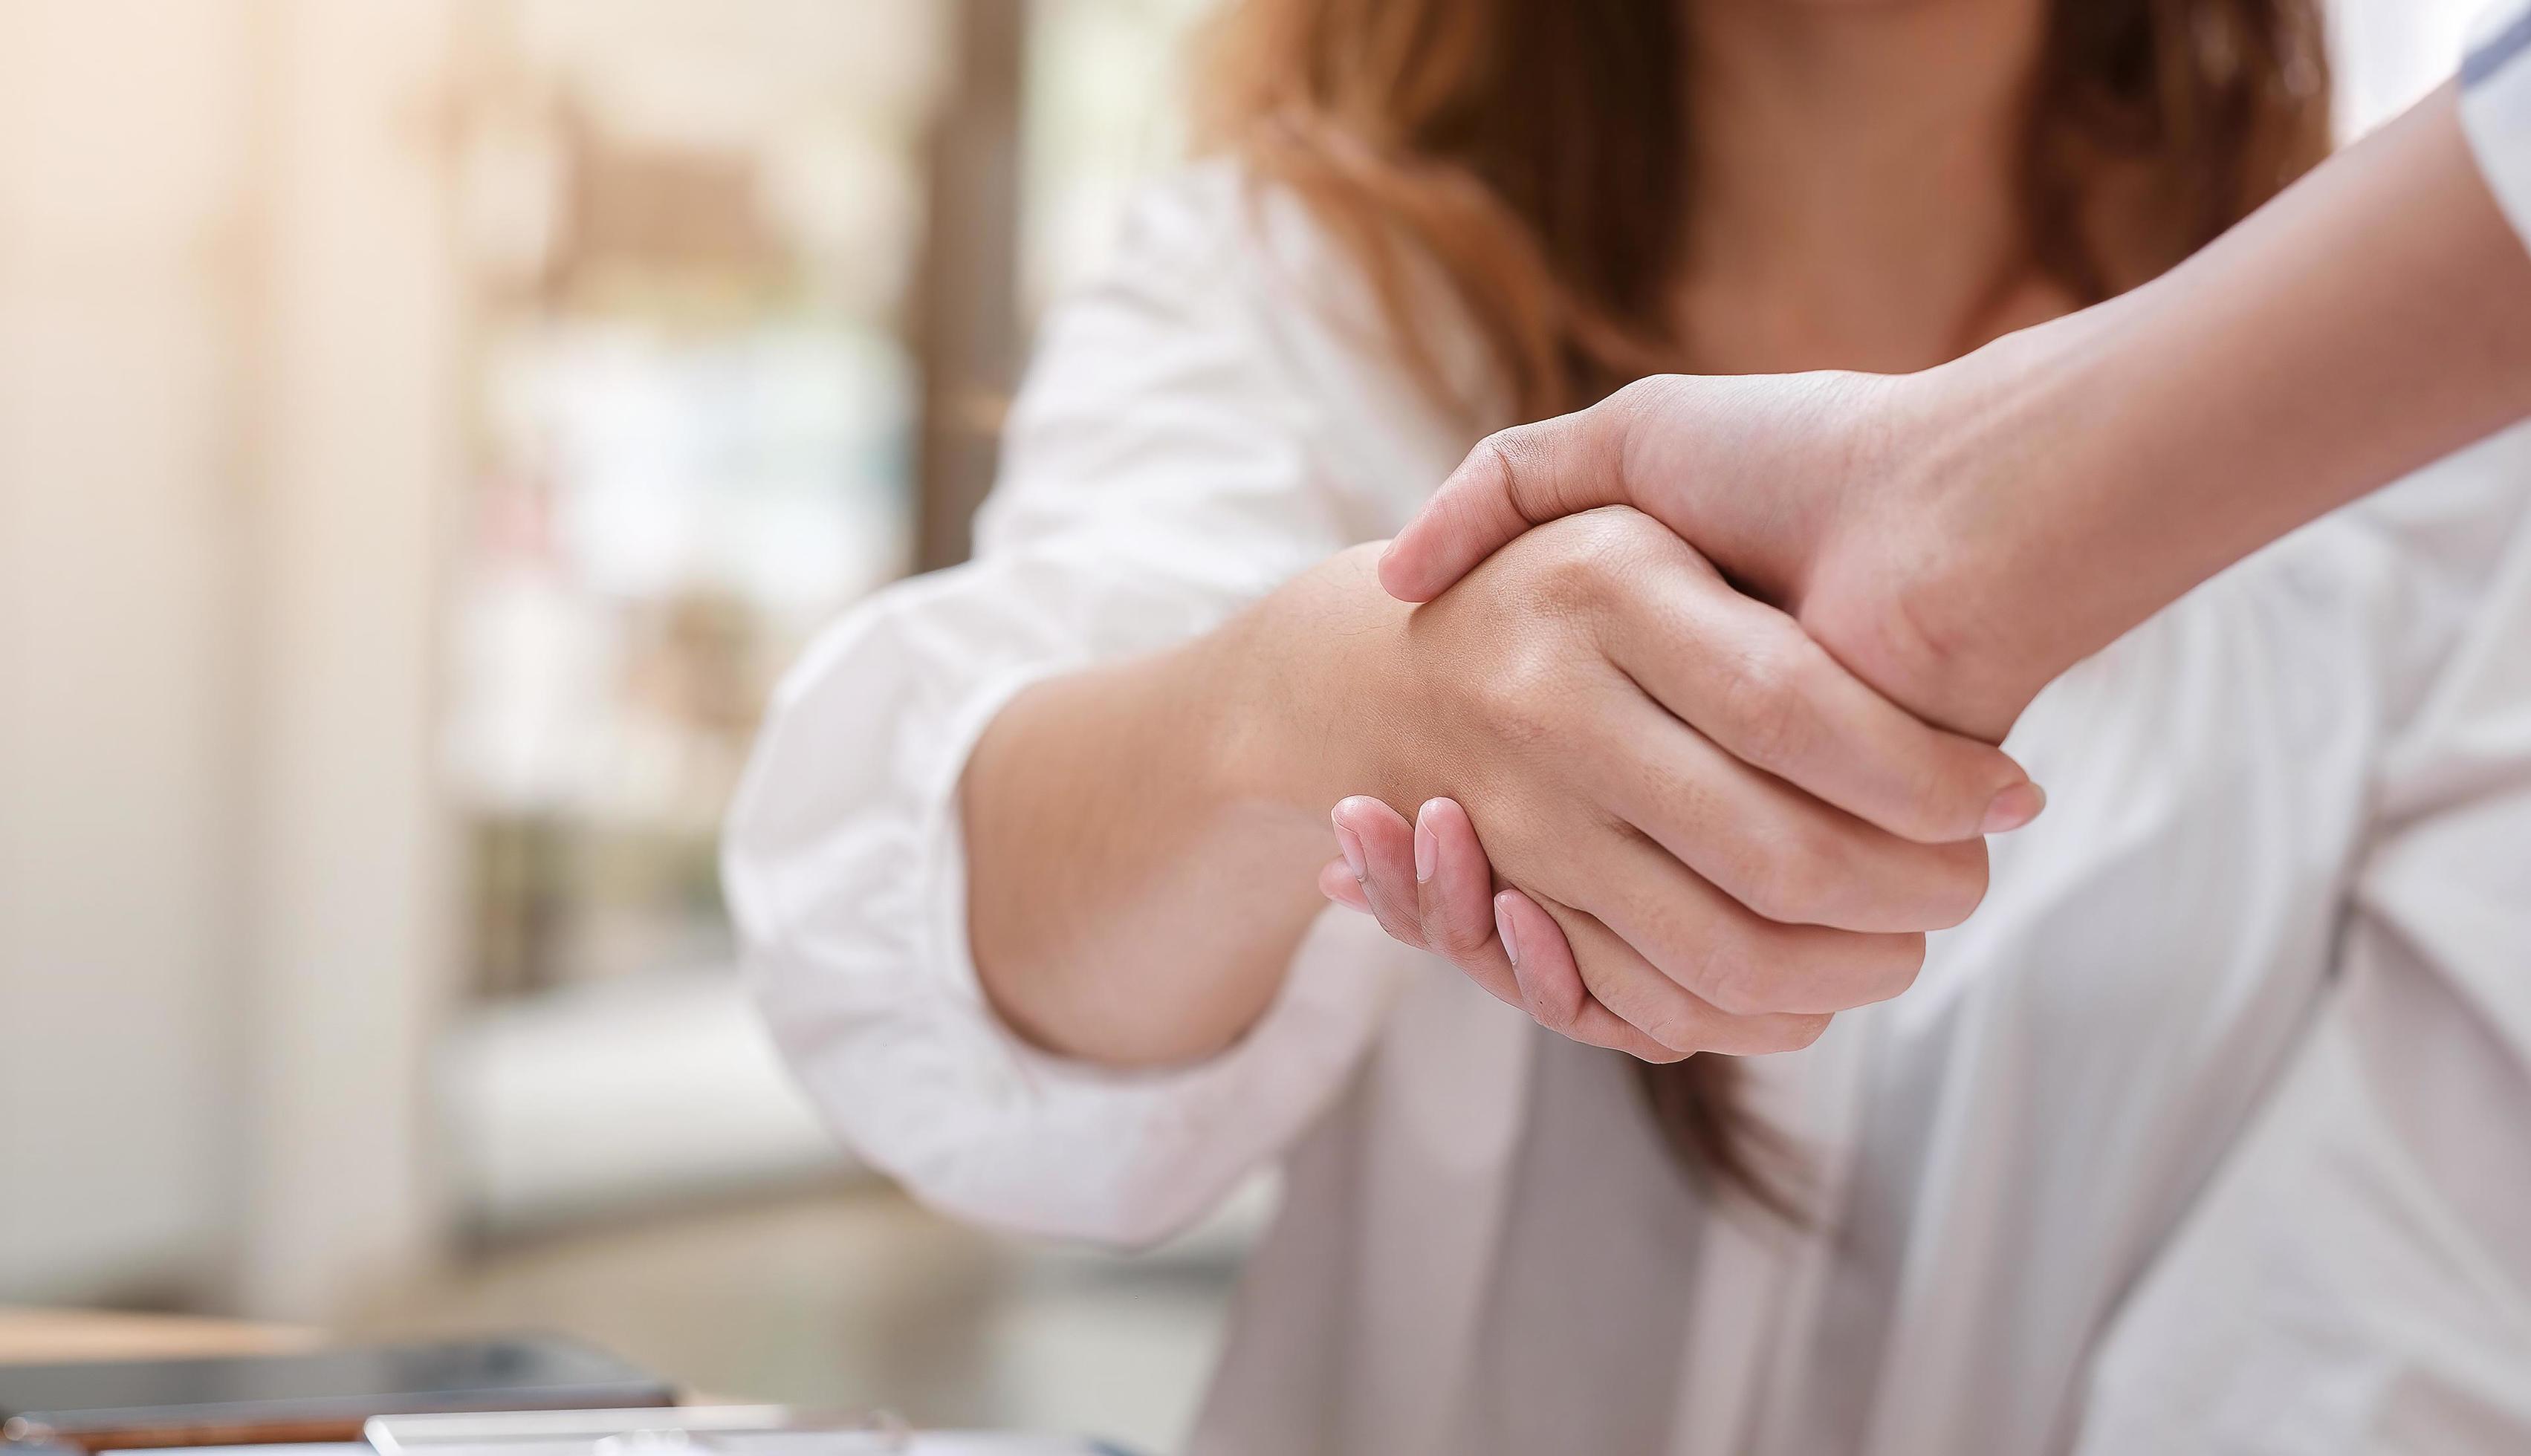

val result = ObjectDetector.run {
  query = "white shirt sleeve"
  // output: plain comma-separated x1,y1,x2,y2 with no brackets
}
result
721,171,1418,1247
2462,1,2531,249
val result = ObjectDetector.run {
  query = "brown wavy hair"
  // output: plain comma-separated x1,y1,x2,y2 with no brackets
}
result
1193,0,2331,1206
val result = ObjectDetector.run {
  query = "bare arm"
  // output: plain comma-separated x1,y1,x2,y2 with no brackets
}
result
1870,85,2531,729
959,554,1379,1066
1380,87,2531,739
962,526,2032,1070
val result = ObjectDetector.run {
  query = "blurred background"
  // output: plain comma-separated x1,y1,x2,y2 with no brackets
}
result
0,0,2486,1448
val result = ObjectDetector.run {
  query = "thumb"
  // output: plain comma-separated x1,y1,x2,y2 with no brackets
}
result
1377,393,1639,602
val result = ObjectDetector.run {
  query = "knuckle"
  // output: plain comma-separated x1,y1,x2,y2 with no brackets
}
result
1893,754,1973,842
1520,963,1584,1031
1364,889,1424,947
1610,374,1688,426
1434,914,1497,963
1470,429,1532,497
1690,934,1775,1017
1474,651,1569,750
1741,825,1846,926
1569,500,1660,555
1524,533,1621,617
1890,741,2018,845
1574,940,1666,1036
1478,421,1583,526
1473,426,1526,464
1610,374,1668,410
1527,997,1579,1035
1716,643,1814,771
1638,1006,1710,1056
1536,496,1653,562
1928,840,1991,927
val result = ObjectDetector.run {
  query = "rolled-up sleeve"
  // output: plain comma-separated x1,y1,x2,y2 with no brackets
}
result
721,172,1414,1247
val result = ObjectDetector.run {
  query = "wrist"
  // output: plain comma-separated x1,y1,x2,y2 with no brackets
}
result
1798,316,2124,741
1199,542,1416,825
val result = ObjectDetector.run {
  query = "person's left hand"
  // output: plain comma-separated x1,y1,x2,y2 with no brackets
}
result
1318,795,1581,1024
1320,794,1858,1042
1316,800,1589,1023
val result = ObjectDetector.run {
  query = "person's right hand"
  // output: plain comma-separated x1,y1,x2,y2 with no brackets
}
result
1378,89,2531,747
1256,505,2044,1061
1370,365,2042,742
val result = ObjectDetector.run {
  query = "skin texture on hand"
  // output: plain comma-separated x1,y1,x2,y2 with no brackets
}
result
1320,794,1698,1062
1338,87,2531,1049
965,515,2036,1067
964,35,2531,1073
1376,88,2531,744
1320,796,1599,1051
1281,513,2041,1059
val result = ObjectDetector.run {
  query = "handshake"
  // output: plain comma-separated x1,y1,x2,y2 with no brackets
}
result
965,89,2529,1071
1300,367,2065,1062
1296,87,2531,1057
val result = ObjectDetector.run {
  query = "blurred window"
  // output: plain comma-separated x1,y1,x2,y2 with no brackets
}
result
441,0,943,998
438,0,1208,1007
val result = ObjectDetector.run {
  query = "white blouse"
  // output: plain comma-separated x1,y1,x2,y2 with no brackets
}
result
2469,0,2531,235
723,166,2531,1454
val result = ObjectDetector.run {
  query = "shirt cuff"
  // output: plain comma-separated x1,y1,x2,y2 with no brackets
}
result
2462,1,2531,253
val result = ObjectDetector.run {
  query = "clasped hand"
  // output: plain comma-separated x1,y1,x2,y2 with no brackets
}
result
1319,372,2047,1061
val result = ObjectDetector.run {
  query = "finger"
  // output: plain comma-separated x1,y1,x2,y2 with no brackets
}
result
1378,397,1635,603
1408,799,1523,1009
1604,545,2044,845
1551,900,1835,1058
1332,796,1426,949
1318,858,1370,913
1591,693,1992,932
1537,828,1927,1016
1494,888,1683,1062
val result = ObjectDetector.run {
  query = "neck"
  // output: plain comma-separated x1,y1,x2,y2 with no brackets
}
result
1676,0,2054,374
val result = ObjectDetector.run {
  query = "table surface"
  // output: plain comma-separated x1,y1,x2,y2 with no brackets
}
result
0,1307,317,1366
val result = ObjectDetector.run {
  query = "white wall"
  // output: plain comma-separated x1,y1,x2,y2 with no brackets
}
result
0,0,460,1318
0,0,259,1305
236,0,464,1321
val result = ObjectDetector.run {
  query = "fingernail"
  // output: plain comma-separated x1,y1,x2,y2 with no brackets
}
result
1413,805,1439,883
1332,811,1368,881
1982,781,2048,835
1494,893,1520,967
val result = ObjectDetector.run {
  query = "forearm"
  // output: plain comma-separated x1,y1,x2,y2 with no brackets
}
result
962,548,1405,1067
1874,86,2531,733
